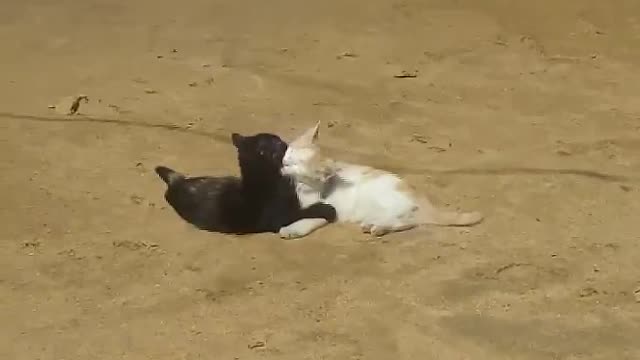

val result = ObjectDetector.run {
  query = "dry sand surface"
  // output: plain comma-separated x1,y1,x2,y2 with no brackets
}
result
2,1,640,359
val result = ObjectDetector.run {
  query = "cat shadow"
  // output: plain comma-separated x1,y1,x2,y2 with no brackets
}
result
3,111,635,183
0,111,229,142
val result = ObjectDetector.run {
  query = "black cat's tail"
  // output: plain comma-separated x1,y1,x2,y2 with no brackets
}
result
155,166,185,186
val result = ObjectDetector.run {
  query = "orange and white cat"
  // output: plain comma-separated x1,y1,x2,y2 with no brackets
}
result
278,121,483,239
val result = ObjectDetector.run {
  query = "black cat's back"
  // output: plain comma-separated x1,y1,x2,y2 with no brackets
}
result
155,166,246,233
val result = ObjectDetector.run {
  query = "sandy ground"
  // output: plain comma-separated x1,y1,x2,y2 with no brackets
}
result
2,1,640,359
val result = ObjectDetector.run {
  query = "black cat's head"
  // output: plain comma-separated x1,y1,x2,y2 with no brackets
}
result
231,132,288,177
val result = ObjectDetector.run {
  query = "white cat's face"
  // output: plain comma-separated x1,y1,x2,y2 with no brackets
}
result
281,122,321,178
281,146,315,177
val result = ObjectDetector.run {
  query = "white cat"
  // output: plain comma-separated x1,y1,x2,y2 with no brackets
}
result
278,121,483,239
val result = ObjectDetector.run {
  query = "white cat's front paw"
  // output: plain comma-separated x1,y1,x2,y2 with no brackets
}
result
279,225,304,240
279,219,327,240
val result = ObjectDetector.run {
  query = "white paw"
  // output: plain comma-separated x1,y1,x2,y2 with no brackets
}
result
360,223,374,233
279,225,304,240
370,225,390,237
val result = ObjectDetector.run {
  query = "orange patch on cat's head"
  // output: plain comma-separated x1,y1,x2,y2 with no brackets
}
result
283,121,336,182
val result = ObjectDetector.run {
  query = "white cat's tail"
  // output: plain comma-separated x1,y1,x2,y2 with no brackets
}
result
417,199,483,226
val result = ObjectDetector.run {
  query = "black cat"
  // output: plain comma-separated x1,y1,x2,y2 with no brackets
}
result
155,132,337,234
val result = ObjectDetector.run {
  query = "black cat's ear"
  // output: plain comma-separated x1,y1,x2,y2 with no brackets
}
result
231,133,244,148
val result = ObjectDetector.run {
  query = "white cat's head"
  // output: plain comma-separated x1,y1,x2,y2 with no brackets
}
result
281,121,322,179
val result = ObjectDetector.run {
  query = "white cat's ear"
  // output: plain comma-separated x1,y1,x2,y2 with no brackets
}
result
311,120,321,143
295,121,321,145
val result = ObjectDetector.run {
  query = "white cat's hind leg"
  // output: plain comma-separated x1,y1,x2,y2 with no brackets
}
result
368,206,419,237
279,218,328,240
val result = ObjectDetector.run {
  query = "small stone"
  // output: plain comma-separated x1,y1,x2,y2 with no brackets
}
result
130,195,144,205
394,70,418,78
634,288,640,303
579,287,598,298
248,340,265,350
427,146,447,153
337,51,357,59
68,95,88,115
188,81,198,87
54,95,89,115
144,88,157,94
411,134,429,144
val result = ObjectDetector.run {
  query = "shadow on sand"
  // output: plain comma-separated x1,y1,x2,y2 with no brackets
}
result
2,111,635,183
